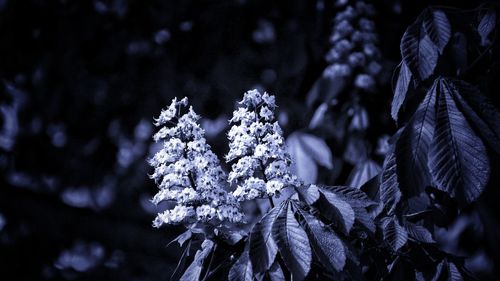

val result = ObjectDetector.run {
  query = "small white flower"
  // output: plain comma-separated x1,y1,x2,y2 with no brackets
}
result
149,97,244,228
266,180,284,195
260,106,274,121
254,144,268,158
227,90,300,201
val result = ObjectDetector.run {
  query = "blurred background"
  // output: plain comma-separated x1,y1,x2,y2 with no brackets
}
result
0,0,495,280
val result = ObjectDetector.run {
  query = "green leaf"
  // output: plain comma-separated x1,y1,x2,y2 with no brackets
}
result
180,239,214,281
298,207,346,272
429,79,490,204
380,147,402,215
268,260,285,281
346,159,381,189
287,132,333,183
452,81,500,154
249,202,287,273
395,81,437,197
167,229,192,248
447,261,464,281
392,62,412,121
321,185,377,208
401,22,439,80
405,222,434,243
319,185,376,232
228,250,253,281
272,202,312,281
423,9,451,53
352,206,376,233
477,9,496,46
318,189,355,234
381,216,408,251
296,184,320,205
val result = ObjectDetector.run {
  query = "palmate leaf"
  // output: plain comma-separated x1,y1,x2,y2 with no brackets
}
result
352,206,376,232
380,147,402,215
318,189,355,234
452,81,500,154
272,202,312,281
287,132,333,183
401,21,439,81
228,250,253,281
405,222,435,243
432,260,464,281
381,216,408,252
392,62,412,121
477,9,496,46
423,8,451,53
268,260,285,281
249,202,287,273
429,79,490,205
346,159,381,189
180,239,214,281
297,206,346,272
321,185,377,208
320,185,377,232
296,184,320,205
395,81,437,197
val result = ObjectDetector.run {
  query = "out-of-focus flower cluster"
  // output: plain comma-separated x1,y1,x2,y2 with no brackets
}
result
226,90,300,201
324,0,382,92
149,97,244,227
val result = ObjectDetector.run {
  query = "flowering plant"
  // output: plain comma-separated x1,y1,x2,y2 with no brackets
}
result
149,97,244,228
148,90,382,280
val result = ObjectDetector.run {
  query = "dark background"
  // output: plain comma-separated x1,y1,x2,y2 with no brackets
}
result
0,0,493,280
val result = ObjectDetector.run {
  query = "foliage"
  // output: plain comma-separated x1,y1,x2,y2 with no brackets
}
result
150,3,500,281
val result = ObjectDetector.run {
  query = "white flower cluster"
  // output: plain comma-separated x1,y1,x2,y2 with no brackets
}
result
150,97,244,227
324,1,382,92
226,90,300,201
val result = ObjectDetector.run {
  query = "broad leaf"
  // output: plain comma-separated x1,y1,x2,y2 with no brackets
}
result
395,82,437,197
287,132,317,183
348,107,369,131
352,206,376,233
298,133,334,168
288,132,333,183
268,260,285,281
380,148,402,215
423,9,451,53
401,22,439,80
447,261,464,281
392,62,412,121
296,184,320,205
249,202,287,273
431,260,445,281
229,251,253,281
309,103,329,129
298,207,346,272
381,216,408,251
321,185,376,208
452,81,500,154
429,79,490,204
167,229,192,248
346,159,381,189
272,203,312,281
180,239,214,281
478,9,496,46
318,190,355,234
432,260,464,281
405,222,434,243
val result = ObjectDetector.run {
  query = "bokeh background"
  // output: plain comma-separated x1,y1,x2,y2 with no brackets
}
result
0,0,495,280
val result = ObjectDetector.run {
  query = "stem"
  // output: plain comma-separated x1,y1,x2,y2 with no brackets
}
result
268,197,275,208
202,243,217,281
